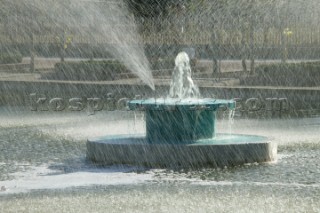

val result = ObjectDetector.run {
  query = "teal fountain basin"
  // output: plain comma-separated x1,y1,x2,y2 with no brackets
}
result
129,98,235,144
87,98,277,168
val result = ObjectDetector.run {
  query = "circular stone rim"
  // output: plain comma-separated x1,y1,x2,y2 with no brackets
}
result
87,134,277,168
88,133,269,145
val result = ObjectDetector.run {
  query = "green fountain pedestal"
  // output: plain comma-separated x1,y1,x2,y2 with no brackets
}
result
129,98,235,144
87,98,277,168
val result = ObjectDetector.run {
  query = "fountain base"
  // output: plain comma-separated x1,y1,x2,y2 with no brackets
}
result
87,134,277,168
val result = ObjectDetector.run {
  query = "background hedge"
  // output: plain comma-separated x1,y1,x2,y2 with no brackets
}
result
0,51,23,64
241,62,320,87
52,60,128,81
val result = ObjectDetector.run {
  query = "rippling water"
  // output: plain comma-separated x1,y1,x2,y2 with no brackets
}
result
0,108,319,212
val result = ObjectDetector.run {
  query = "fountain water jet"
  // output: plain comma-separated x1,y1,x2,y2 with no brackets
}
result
169,52,200,99
87,52,277,168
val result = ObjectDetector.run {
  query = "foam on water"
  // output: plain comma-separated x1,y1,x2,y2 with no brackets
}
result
0,164,152,195
2,157,319,196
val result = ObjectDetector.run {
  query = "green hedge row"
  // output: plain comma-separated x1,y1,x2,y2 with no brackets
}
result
149,57,197,70
149,58,174,70
256,62,320,72
0,52,23,64
242,62,320,87
54,60,128,81
51,57,198,81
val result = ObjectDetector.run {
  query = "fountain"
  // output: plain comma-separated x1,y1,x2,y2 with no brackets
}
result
87,52,277,168
2,1,320,211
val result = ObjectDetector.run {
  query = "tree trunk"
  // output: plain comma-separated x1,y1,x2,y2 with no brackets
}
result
249,24,255,75
60,48,65,62
242,59,247,72
211,29,221,74
241,28,247,72
281,29,287,63
30,33,35,72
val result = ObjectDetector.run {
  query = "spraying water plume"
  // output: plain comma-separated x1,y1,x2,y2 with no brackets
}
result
169,52,200,99
4,0,155,89
69,0,155,89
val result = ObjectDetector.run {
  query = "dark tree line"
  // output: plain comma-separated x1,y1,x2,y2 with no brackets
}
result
126,0,190,18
